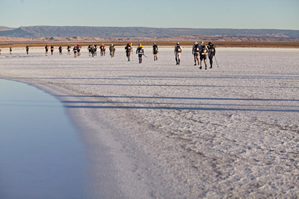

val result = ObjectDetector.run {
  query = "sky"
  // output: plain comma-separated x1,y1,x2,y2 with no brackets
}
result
0,0,298,30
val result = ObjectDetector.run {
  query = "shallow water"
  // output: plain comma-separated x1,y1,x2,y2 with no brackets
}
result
0,79,86,199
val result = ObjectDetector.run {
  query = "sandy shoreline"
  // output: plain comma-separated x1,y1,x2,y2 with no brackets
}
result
0,47,298,198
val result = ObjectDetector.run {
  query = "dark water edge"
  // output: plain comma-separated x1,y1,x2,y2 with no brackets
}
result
0,79,86,199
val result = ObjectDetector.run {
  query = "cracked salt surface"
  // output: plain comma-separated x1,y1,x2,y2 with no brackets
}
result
0,47,298,198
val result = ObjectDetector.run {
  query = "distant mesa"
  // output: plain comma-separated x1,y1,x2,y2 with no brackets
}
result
0,26,299,39
0,26,16,31
0,26,299,44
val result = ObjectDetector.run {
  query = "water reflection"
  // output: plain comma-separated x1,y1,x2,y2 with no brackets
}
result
0,79,85,199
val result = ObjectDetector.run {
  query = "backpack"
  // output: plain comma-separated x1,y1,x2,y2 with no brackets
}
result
201,45,207,54
194,44,199,52
138,47,144,53
176,46,182,53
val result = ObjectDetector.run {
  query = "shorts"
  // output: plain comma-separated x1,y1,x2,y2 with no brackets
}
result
200,54,207,61
175,53,181,59
153,51,158,54
126,51,131,57
194,52,199,56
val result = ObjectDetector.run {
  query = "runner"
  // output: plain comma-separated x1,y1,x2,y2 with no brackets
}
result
136,44,145,64
0,48,1,55
88,45,92,56
199,41,209,70
207,42,216,69
59,46,62,55
100,44,106,56
26,45,29,55
67,45,71,55
109,44,115,58
73,45,77,58
174,42,182,65
10,47,12,55
45,45,49,55
77,44,81,56
94,44,97,56
50,45,54,55
153,43,158,61
125,43,132,61
91,45,96,57
192,42,200,65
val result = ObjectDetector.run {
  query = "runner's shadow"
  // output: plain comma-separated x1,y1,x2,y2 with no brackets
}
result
57,95,299,113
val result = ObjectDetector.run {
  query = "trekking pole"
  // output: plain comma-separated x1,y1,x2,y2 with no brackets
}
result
215,56,219,68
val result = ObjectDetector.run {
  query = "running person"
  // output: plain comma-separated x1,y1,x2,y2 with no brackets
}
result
125,43,132,61
0,48,2,55
91,45,96,57
67,45,71,55
73,45,77,58
77,44,81,56
192,42,200,65
100,44,106,56
10,47,12,55
59,46,62,55
26,45,29,55
88,45,92,56
207,42,216,69
136,44,145,64
94,44,97,56
199,41,208,70
153,43,158,61
45,45,49,55
109,44,115,58
50,45,54,55
174,42,182,65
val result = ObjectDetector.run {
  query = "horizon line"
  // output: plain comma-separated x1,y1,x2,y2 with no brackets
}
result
2,25,299,31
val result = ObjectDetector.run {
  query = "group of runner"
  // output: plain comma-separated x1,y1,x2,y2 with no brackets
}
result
5,42,216,69
192,41,216,69
44,45,59,56
86,44,114,57
125,43,158,64
125,41,216,69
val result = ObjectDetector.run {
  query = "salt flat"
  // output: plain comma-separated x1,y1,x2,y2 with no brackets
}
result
0,47,298,198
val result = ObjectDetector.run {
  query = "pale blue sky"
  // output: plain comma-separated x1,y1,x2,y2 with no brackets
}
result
0,0,298,30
